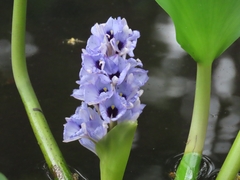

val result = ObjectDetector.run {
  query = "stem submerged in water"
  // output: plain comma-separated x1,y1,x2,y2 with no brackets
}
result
175,62,212,180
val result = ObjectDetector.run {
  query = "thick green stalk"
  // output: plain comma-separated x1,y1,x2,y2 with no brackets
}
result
11,0,72,179
216,131,240,180
185,63,211,153
175,63,212,180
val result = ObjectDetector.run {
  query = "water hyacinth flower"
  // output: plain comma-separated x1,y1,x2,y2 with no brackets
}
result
63,17,148,156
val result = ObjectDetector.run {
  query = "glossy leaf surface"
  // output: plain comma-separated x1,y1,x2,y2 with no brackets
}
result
156,0,240,64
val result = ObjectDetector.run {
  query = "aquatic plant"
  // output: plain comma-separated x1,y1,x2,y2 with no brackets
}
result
11,0,240,179
12,1,148,177
63,17,148,180
155,0,240,179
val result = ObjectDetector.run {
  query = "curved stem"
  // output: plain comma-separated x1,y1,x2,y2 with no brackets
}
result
11,0,72,179
216,131,240,180
175,62,212,180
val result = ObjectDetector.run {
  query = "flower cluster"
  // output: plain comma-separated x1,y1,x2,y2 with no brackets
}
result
63,17,148,154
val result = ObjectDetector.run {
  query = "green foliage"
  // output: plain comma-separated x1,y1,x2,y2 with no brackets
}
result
96,121,137,180
0,173,7,180
156,0,240,64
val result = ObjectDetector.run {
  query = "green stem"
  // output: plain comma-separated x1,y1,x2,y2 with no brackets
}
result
175,62,212,180
11,0,72,179
216,131,240,180
185,63,212,153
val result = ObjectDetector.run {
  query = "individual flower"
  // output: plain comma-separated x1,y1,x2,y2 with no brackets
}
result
103,55,131,85
63,102,108,154
117,98,145,123
81,51,105,74
115,73,144,108
99,93,127,123
128,67,149,87
72,74,114,105
63,103,89,142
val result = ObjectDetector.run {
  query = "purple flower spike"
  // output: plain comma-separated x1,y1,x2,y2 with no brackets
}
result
64,17,148,154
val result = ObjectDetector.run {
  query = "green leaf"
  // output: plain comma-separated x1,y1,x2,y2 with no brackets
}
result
95,121,137,180
156,0,240,64
0,173,7,180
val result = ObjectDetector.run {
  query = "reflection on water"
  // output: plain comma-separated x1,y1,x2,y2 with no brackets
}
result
143,73,194,105
213,56,236,99
153,17,186,59
0,32,38,84
204,56,240,156
203,96,220,156
135,165,164,180
214,97,240,154
143,16,194,107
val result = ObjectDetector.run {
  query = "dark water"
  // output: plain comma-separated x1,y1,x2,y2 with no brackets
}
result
1,0,240,179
